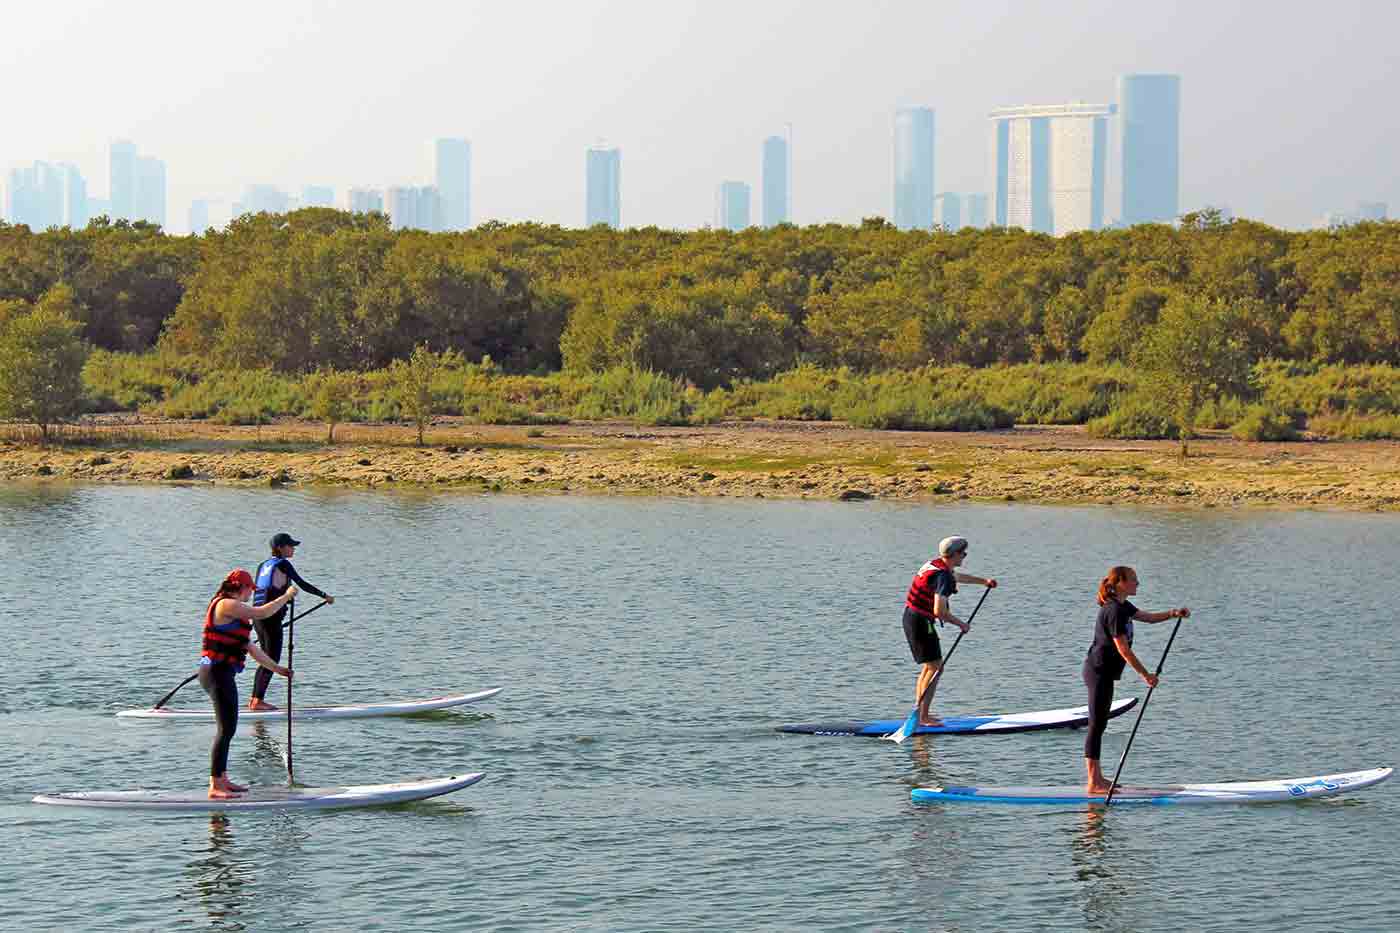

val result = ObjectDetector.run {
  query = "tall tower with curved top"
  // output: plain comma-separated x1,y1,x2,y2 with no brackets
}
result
1119,74,1180,226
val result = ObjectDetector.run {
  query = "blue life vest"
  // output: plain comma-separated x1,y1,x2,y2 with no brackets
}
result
254,558,290,608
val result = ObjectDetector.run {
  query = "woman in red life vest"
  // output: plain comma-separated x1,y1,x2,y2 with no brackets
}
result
1083,566,1189,795
902,536,997,726
199,569,298,799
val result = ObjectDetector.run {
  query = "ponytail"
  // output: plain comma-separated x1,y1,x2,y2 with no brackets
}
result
1097,566,1136,606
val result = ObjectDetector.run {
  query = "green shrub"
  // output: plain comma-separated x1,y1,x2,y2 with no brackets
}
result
1231,405,1300,441
1196,396,1249,430
1306,412,1400,440
1087,396,1181,439
571,366,692,425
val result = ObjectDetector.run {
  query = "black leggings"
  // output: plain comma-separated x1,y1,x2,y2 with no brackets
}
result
251,615,284,701
1082,663,1117,761
199,663,240,777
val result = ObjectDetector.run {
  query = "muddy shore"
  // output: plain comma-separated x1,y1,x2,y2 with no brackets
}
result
3,417,1399,510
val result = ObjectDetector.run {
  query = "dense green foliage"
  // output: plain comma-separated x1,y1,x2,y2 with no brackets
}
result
4,210,1400,439
0,285,90,438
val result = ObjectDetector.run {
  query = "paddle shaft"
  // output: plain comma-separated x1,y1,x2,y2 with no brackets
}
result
286,599,295,785
1104,617,1183,806
914,585,992,708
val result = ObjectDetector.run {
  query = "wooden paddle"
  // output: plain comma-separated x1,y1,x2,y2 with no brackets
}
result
885,586,992,744
1104,616,1183,805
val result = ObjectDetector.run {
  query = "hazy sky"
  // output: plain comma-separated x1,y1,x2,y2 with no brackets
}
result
7,0,1398,233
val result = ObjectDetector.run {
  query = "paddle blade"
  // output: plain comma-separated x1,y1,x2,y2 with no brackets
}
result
883,707,920,744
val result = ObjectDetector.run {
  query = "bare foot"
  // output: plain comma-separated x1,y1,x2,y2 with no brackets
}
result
208,786,243,800
917,716,944,728
1086,784,1113,796
248,699,278,711
222,779,249,792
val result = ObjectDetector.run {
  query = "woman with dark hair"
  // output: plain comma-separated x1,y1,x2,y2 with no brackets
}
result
198,569,297,799
1083,565,1189,795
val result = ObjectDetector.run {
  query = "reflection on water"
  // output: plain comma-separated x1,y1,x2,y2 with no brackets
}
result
1069,808,1145,933
184,815,254,931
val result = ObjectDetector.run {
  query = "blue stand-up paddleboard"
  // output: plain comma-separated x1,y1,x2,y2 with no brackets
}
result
777,697,1138,737
33,772,486,812
911,767,1393,806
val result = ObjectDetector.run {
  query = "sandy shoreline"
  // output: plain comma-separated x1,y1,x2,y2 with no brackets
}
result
3,417,1400,511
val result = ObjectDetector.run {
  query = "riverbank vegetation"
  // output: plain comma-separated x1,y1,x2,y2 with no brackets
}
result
2,210,1399,442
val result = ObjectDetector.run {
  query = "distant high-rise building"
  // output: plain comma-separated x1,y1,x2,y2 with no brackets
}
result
761,135,789,227
585,146,621,228
348,188,384,215
989,103,1113,235
302,185,335,208
137,157,166,227
1119,74,1180,226
434,138,472,231
893,107,935,231
1356,201,1388,221
965,193,989,229
189,199,212,233
715,181,751,232
110,141,139,221
59,164,88,227
6,162,64,229
242,185,290,215
934,192,962,231
385,186,441,231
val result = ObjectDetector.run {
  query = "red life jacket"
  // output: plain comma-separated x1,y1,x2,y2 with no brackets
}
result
201,595,252,669
905,557,954,618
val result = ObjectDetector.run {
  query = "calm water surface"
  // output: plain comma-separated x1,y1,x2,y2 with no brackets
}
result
2,485,1396,932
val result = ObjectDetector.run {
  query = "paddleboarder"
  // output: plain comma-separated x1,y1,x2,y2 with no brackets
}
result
248,532,334,711
198,569,297,799
1083,565,1189,795
903,535,997,727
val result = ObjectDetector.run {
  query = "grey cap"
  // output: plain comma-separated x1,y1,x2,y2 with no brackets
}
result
938,535,969,557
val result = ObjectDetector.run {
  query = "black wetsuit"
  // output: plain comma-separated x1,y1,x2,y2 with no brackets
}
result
251,557,327,702
1082,599,1138,760
198,662,240,776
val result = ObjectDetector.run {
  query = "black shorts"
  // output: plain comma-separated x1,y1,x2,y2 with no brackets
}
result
903,606,942,664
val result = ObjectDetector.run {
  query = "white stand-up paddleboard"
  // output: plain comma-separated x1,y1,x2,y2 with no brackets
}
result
911,767,1393,806
778,697,1138,737
33,772,485,812
117,687,502,722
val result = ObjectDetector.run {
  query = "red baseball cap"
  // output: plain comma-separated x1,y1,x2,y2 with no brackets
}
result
226,568,254,589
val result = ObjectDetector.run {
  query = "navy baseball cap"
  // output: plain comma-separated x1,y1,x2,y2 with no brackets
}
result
270,532,301,549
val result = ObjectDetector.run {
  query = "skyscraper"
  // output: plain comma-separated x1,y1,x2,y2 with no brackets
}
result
1356,201,1388,221
893,107,935,230
6,163,64,229
761,135,789,227
933,192,962,231
435,138,471,231
110,141,138,221
715,181,751,231
1119,74,1181,226
585,146,621,228
302,185,335,208
385,186,441,231
242,184,289,215
348,188,384,214
137,157,166,227
989,103,1113,235
965,193,989,229
189,199,212,234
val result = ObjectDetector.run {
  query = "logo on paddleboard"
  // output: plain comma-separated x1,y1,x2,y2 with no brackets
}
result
1286,777,1341,796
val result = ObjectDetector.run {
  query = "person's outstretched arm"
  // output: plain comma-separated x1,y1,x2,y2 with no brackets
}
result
279,561,332,602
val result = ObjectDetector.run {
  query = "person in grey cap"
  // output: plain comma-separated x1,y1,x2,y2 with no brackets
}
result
901,535,997,726
247,533,334,711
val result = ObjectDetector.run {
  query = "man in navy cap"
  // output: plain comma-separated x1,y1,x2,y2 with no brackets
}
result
248,533,334,711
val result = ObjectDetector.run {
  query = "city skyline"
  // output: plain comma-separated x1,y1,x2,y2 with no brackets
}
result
6,2,1397,233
